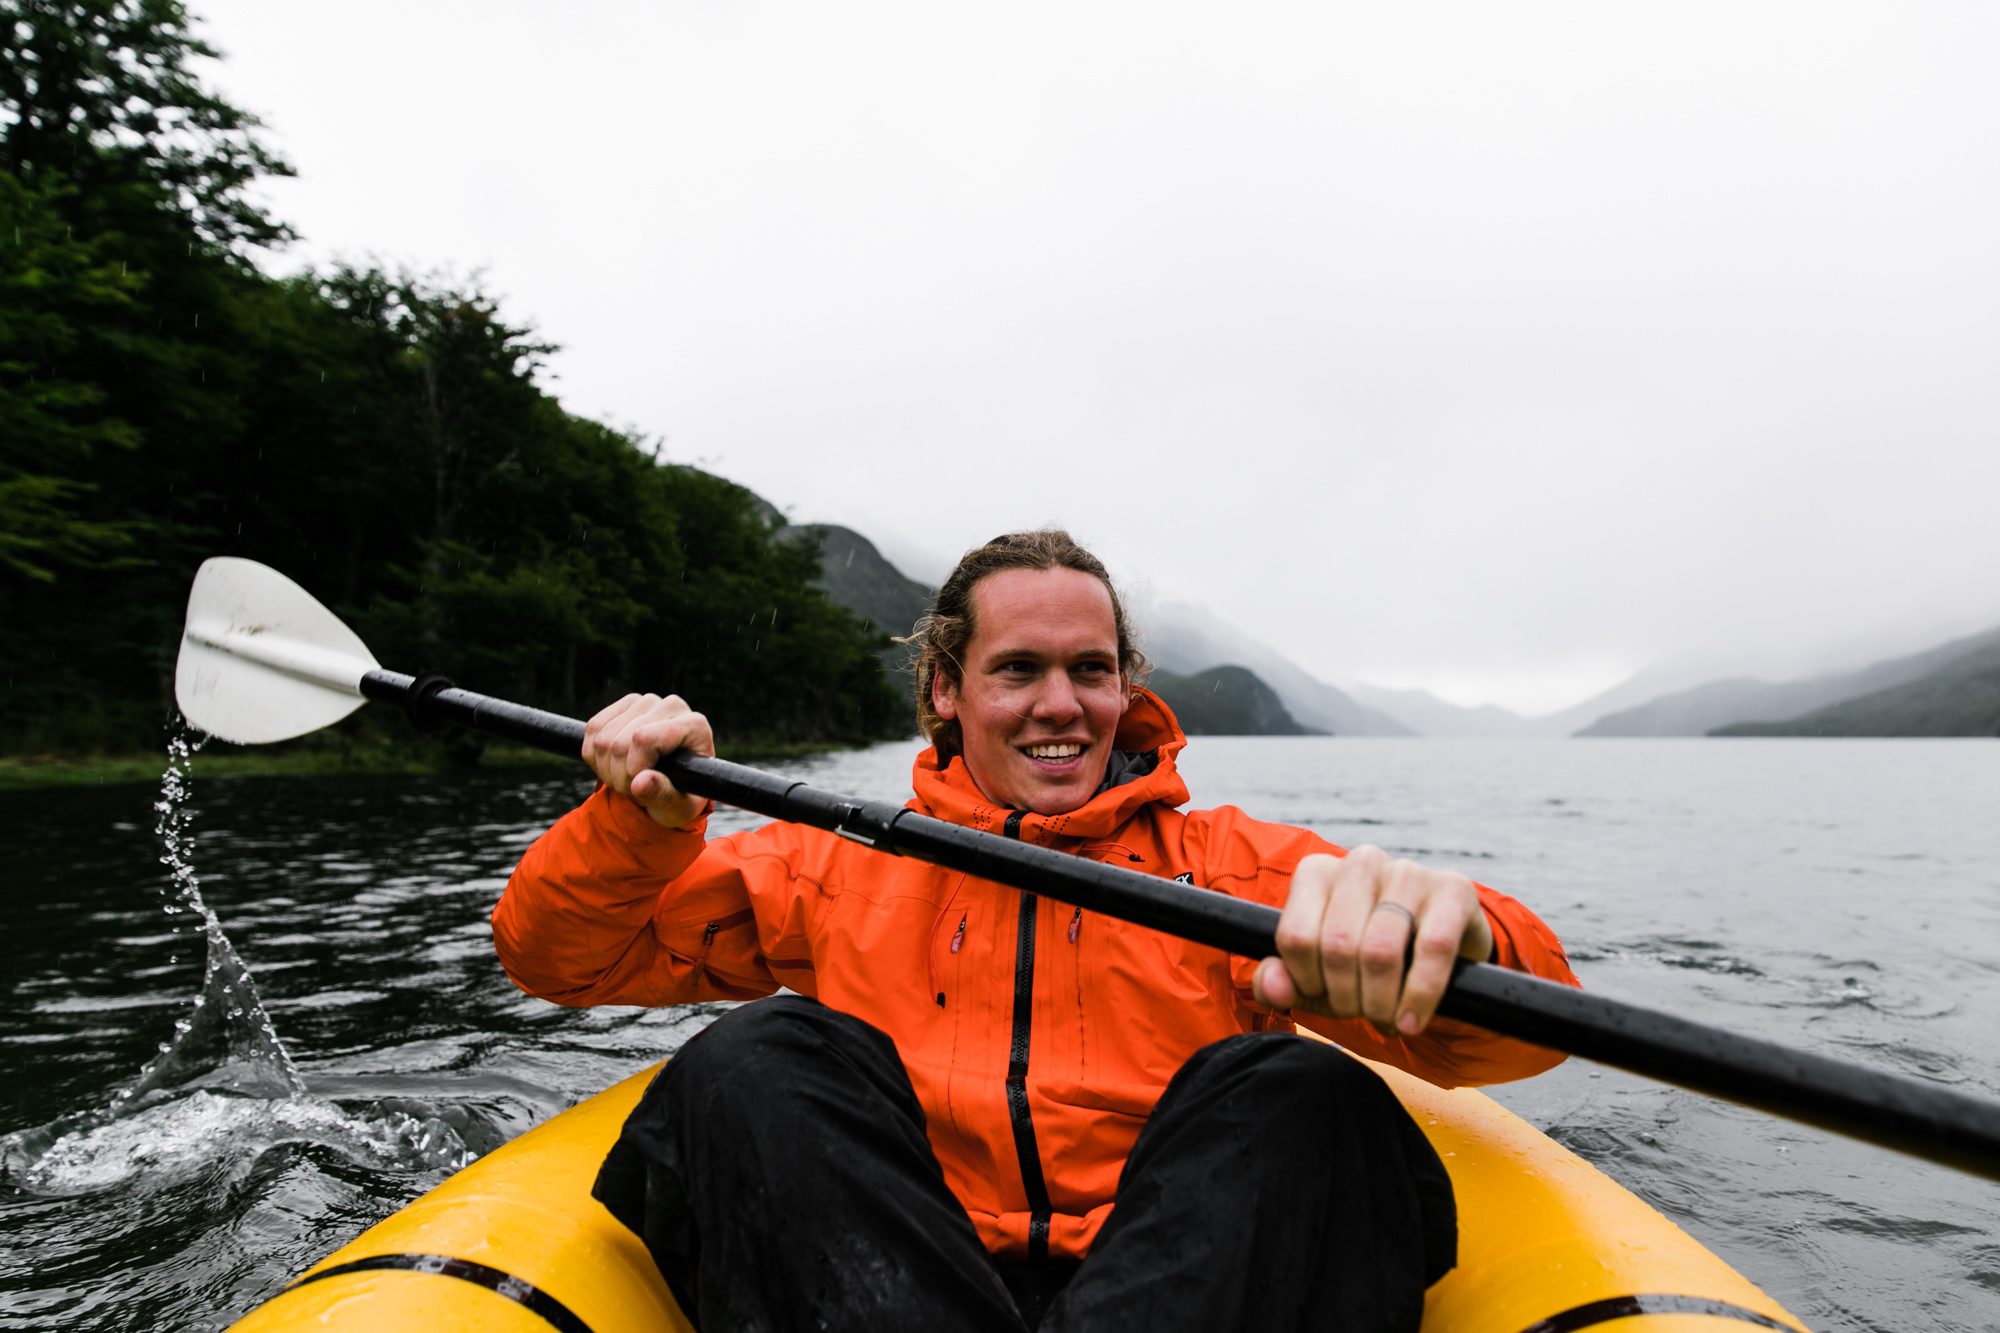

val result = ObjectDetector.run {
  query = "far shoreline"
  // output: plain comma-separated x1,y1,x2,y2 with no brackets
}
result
0,739,874,792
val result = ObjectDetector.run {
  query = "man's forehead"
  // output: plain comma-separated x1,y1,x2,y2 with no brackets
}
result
969,568,1118,654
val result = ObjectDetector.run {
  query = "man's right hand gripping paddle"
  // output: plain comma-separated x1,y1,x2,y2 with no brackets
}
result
581,692,716,830
1251,846,1496,1038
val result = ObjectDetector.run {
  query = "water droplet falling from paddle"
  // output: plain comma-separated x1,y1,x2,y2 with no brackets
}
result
113,718,306,1113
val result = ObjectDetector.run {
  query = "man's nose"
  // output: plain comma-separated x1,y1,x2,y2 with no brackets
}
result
1031,672,1084,722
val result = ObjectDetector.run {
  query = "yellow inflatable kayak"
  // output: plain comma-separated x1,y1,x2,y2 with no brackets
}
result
230,1053,1809,1333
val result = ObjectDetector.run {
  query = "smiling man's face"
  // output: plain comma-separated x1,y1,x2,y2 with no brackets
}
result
932,566,1131,815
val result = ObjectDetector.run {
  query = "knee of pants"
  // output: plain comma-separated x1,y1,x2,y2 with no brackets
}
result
603,999,840,1209
663,994,832,1087
1217,1036,1457,1256
653,994,907,1113
1268,1034,1398,1100
1187,1032,1407,1127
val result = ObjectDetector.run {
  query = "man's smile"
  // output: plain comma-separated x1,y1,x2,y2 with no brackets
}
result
1022,741,1085,765
933,566,1131,811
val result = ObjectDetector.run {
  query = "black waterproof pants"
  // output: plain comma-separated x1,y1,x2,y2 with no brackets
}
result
594,996,1456,1333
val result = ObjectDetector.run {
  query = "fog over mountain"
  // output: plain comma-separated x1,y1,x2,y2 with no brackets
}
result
1134,601,1412,737
1712,634,2000,738
783,523,933,644
1340,685,1540,739
784,510,2000,741
1596,626,2000,738
1131,597,2000,739
193,2,2000,724
1148,666,1317,737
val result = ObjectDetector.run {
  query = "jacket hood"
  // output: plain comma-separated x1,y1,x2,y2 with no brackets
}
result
909,688,1190,847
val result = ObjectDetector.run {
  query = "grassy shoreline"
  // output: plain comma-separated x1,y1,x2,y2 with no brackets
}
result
0,740,865,791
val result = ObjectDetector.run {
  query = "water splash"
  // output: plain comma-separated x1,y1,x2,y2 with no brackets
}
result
10,1090,474,1198
114,719,305,1110
0,719,476,1197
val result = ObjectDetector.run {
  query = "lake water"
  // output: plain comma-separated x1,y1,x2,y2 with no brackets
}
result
2,737,1997,1331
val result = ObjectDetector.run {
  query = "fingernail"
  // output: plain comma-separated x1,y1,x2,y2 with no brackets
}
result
1397,1012,1420,1035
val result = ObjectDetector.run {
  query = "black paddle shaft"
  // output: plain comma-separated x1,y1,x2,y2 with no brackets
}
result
361,668,2000,1182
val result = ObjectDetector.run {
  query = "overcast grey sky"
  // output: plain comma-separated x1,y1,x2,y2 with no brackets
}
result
199,1,2000,714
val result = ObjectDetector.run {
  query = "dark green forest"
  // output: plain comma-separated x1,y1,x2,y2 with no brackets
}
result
1,0,907,762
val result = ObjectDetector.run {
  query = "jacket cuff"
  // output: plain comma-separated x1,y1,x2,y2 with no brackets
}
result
1484,903,1521,969
593,784,711,844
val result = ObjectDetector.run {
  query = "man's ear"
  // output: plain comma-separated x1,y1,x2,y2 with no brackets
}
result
1119,672,1133,714
931,670,959,722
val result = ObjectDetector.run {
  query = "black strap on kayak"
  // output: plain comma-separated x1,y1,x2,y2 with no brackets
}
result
284,1253,592,1333
1519,1293,1808,1333
280,1253,1806,1333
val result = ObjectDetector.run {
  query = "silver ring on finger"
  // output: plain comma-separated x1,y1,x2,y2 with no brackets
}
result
1370,901,1416,930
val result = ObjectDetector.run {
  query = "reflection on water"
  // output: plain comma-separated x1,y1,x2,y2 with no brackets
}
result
1,735,1997,1331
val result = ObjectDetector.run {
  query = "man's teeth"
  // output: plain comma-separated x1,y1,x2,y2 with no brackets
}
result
1025,743,1082,760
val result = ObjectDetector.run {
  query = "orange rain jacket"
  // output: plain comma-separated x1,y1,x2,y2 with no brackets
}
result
493,690,1578,1263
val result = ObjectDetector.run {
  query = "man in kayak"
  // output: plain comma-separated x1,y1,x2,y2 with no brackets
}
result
494,528,1578,1333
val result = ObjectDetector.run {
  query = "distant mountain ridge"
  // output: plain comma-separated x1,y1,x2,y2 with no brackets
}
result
1580,625,2000,737
1148,665,1319,736
772,525,1343,739
1342,683,1538,738
1344,662,1736,737
1139,601,1413,736
777,522,932,728
767,506,2000,741
1711,633,2000,737
785,523,934,642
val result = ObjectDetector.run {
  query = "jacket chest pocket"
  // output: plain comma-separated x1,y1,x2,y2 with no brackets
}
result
1076,910,1236,1088
1067,857,1196,1082
930,899,985,1015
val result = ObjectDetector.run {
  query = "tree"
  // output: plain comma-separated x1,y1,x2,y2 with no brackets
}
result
0,171,143,582
288,268,905,746
0,0,296,750
0,5,906,757
1,0,293,249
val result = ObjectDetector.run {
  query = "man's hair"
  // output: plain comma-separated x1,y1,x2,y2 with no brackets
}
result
905,529,1150,762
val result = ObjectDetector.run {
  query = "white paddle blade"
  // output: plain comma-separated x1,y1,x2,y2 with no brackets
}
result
175,557,381,745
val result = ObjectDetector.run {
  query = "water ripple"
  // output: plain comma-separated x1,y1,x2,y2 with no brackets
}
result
3,736,1997,1332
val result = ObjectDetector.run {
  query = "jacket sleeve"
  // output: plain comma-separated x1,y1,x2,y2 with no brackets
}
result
1183,805,1579,1088
491,785,786,1007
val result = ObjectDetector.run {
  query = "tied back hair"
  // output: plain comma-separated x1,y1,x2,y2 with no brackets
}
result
902,529,1150,763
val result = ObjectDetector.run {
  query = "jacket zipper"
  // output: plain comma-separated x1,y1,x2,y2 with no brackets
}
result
937,914,968,1008
700,908,756,951
928,876,970,1009
1002,810,1054,1263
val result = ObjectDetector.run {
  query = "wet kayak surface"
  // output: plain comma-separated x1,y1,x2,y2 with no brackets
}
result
2,736,1996,1331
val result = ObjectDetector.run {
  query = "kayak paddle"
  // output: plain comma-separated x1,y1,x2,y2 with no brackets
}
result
174,556,2000,1183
